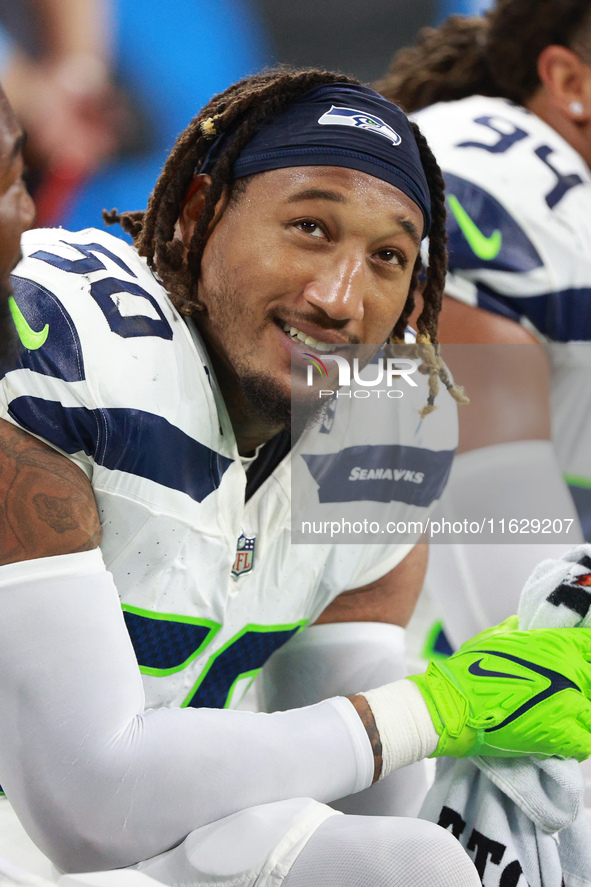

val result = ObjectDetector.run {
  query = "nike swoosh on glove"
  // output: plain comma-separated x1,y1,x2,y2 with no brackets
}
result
408,617,591,760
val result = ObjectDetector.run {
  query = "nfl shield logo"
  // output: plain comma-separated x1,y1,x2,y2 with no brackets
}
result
232,533,256,578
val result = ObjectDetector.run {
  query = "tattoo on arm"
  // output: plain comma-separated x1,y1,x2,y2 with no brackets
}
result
347,694,383,784
0,420,101,564
33,492,80,532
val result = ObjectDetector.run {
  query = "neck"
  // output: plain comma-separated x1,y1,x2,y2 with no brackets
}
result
526,89,591,168
209,353,283,456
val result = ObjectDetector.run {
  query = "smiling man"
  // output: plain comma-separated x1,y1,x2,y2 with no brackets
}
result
184,163,426,447
0,85,35,364
1,67,591,887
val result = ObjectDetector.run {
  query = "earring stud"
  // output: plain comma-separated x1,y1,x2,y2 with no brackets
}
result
570,101,584,116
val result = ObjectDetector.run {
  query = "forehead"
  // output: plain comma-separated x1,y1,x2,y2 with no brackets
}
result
0,91,21,164
238,165,425,225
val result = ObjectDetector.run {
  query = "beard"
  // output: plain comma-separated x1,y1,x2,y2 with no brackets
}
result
234,367,330,439
0,280,20,370
197,261,333,439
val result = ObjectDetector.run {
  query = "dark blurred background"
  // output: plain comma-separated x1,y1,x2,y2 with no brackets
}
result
0,0,489,231
0,0,440,82
255,0,435,83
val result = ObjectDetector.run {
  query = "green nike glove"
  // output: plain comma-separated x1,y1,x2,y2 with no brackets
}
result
408,620,591,760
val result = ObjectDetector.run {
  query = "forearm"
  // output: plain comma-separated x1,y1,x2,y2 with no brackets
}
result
0,552,373,872
261,622,415,785
260,620,434,814
348,695,383,783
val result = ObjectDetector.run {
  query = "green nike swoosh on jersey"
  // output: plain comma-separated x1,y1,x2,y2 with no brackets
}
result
9,296,49,350
447,193,503,261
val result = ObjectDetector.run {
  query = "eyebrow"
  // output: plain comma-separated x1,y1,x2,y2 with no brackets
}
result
286,185,423,246
286,188,348,205
401,219,421,248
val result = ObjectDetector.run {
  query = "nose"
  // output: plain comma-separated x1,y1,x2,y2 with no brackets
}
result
303,251,366,323
21,188,36,232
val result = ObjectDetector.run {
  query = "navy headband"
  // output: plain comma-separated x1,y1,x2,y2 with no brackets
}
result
199,83,432,237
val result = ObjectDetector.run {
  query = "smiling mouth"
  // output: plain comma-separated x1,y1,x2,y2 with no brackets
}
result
281,321,341,352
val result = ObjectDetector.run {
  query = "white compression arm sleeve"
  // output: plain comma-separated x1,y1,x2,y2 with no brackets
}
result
0,551,374,873
260,622,433,816
261,625,439,784
260,621,409,711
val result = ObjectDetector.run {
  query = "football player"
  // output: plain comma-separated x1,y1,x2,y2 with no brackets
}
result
0,83,35,364
379,0,591,646
0,67,590,887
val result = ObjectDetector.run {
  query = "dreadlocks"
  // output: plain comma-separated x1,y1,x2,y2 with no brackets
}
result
377,0,591,113
389,121,468,418
104,66,460,412
104,69,358,315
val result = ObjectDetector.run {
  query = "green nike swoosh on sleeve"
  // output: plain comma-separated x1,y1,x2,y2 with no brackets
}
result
447,193,503,261
9,296,49,350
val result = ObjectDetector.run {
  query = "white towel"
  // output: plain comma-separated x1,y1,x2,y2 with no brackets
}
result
420,545,591,887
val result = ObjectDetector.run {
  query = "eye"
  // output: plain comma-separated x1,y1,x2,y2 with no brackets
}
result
373,248,406,268
294,219,326,239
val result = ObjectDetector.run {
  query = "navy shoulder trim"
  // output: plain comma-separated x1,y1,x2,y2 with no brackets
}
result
9,397,233,502
476,283,591,341
10,276,85,382
444,172,543,275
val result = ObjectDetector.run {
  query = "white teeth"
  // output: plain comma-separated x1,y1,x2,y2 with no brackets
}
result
281,322,338,352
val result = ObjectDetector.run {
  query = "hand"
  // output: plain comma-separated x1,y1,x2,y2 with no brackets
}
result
408,620,591,760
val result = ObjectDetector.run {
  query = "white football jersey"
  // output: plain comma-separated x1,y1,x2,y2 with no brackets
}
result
414,95,591,535
0,227,457,713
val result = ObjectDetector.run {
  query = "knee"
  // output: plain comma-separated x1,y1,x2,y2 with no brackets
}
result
284,813,481,887
396,820,480,887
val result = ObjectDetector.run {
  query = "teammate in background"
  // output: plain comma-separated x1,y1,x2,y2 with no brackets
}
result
0,67,590,887
0,83,35,362
0,0,127,224
0,71,154,887
379,0,591,647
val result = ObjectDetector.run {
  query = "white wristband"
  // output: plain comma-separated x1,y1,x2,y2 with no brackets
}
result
360,679,439,778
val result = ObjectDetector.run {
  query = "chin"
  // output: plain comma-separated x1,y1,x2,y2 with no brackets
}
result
238,370,327,436
239,371,292,427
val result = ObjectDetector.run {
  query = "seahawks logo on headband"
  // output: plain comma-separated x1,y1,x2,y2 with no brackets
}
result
318,106,402,146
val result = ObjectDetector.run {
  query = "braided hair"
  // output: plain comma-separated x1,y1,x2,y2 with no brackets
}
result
391,122,468,417
377,0,591,113
105,66,462,412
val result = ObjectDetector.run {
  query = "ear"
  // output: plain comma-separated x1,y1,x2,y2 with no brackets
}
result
178,174,213,249
537,45,591,123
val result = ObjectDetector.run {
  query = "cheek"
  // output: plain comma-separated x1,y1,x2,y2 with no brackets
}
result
204,229,304,304
0,219,18,271
0,199,15,235
370,280,413,336
0,193,27,252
